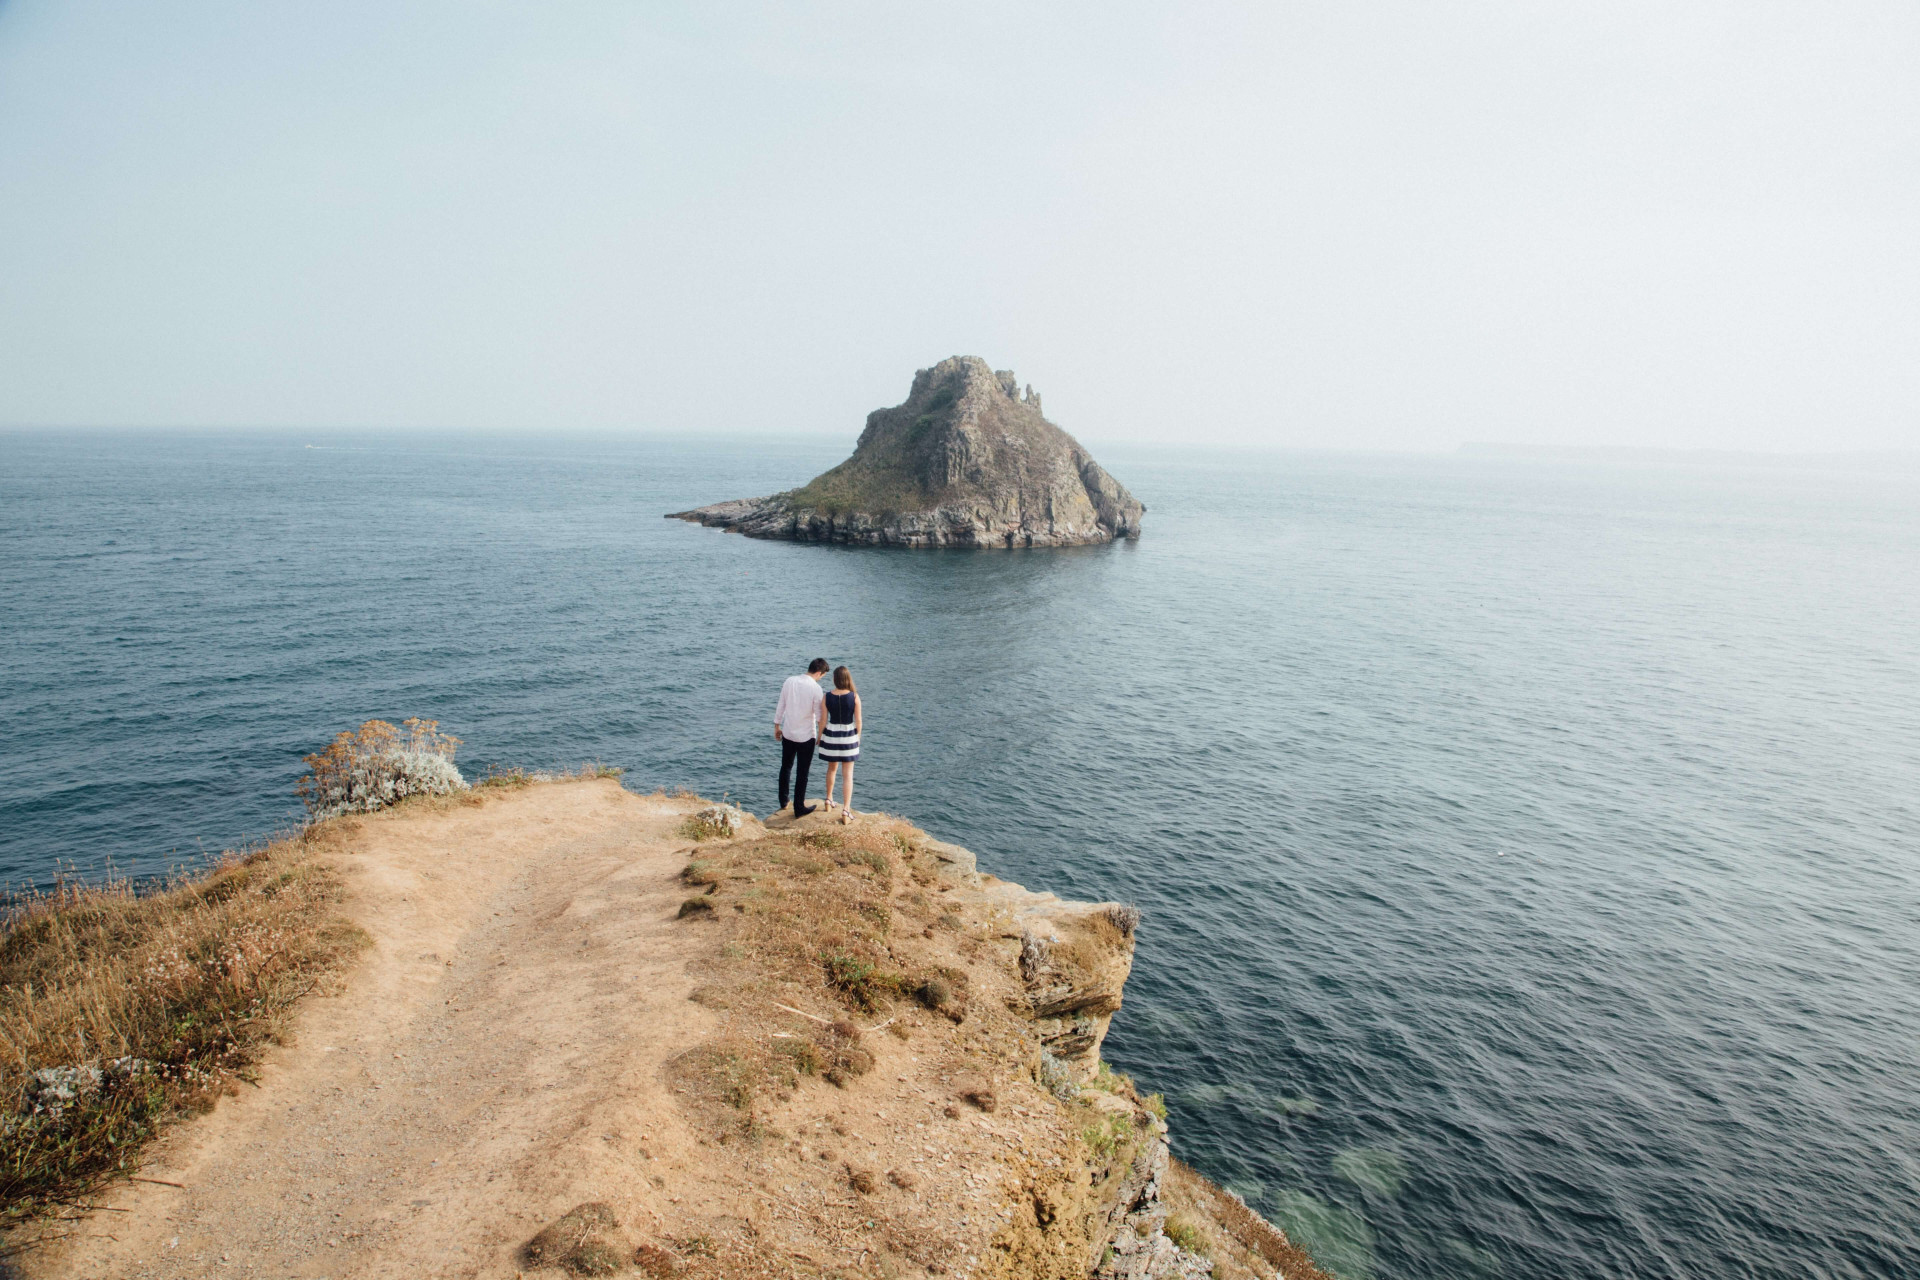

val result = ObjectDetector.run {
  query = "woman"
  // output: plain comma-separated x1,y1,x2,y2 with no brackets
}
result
818,665,862,823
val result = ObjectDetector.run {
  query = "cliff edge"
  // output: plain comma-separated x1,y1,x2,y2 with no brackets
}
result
13,782,1320,1280
669,357,1145,548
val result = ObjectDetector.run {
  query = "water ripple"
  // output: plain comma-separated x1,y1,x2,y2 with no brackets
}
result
2,432,1917,1279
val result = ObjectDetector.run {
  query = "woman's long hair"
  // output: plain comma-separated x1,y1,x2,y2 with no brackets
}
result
833,665,856,694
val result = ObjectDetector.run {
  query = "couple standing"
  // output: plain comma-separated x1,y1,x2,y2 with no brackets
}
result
773,658,862,822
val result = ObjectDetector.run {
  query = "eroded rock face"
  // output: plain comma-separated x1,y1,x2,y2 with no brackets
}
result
988,900,1211,1278
1094,1133,1213,1280
1018,918,1131,1078
669,356,1145,548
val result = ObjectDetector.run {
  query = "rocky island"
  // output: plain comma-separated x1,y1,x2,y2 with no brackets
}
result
4,777,1327,1280
670,356,1145,547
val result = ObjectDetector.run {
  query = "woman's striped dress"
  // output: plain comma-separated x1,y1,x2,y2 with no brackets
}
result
820,690,860,761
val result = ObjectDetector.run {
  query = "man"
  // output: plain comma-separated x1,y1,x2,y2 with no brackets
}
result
774,658,830,817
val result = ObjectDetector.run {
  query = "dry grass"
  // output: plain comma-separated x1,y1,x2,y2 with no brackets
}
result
1165,1213,1210,1256
1164,1155,1336,1280
647,808,1330,1280
477,762,625,791
663,816,976,1137
0,826,366,1231
677,812,734,842
524,1201,630,1275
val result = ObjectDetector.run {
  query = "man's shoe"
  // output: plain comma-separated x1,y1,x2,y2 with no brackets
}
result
794,804,815,817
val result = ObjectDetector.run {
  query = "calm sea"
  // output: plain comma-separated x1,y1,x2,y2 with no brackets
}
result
3,431,1918,1280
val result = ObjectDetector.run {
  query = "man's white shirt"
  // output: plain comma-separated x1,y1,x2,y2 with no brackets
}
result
775,674,825,741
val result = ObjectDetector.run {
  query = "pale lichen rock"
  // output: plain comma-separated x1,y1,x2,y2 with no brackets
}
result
669,355,1145,547
687,803,748,839
1095,1128,1215,1279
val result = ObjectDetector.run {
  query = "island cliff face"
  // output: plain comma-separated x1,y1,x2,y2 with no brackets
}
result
670,356,1145,547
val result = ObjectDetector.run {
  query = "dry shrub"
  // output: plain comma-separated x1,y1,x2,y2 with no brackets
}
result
569,1240,625,1276
633,1242,679,1276
820,1021,873,1087
0,835,364,1220
1081,1110,1135,1160
524,1201,629,1274
296,718,467,819
823,953,902,1011
846,1165,877,1194
915,968,969,1023
1165,1213,1209,1257
774,1037,823,1075
1165,1156,1335,1280
673,1233,717,1258
667,1043,762,1119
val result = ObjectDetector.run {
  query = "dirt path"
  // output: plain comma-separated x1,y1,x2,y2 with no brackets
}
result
27,779,723,1280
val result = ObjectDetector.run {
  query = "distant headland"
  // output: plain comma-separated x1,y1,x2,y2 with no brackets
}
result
669,356,1146,547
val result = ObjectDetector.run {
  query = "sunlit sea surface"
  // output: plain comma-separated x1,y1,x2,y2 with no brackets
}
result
4,431,1918,1280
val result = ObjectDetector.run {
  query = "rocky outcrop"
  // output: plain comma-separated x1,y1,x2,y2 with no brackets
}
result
9,779,1321,1280
969,875,1211,1278
669,356,1145,547
660,802,1245,1279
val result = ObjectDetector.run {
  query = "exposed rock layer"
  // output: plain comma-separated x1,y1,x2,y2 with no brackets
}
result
670,356,1145,547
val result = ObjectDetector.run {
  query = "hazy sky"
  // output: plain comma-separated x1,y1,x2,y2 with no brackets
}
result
2,2,1915,450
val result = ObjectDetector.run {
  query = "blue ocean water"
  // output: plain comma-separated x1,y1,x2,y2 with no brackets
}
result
3,431,1918,1280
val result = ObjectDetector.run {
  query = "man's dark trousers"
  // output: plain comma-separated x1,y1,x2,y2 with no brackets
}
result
778,735,816,814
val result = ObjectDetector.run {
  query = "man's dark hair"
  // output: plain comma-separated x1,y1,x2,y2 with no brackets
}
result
808,658,829,674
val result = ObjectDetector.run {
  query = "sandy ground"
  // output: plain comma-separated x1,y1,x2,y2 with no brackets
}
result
25,779,724,1280
18,780,1233,1280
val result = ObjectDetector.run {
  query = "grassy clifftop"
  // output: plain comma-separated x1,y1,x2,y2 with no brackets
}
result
2,779,1323,1280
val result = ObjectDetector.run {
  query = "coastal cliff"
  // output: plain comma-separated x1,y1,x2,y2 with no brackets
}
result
8,781,1320,1280
669,357,1145,548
